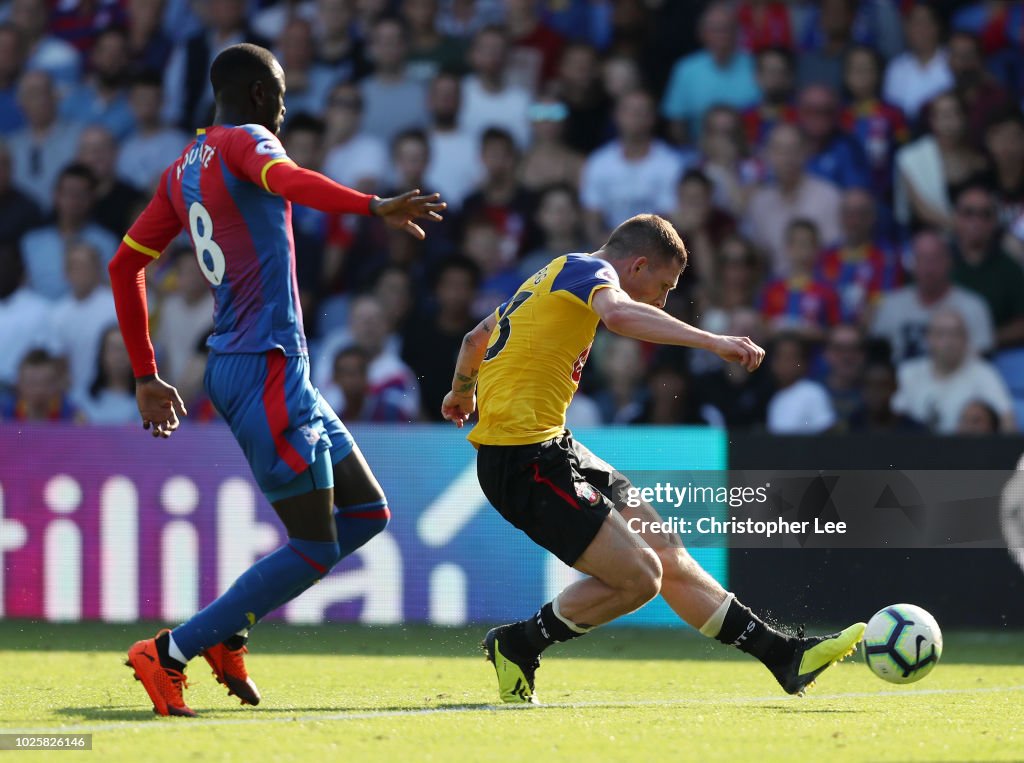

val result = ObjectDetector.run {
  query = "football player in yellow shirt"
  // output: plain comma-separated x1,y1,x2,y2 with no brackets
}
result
442,214,865,704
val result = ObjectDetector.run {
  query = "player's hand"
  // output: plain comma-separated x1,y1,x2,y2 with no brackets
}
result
135,375,188,438
370,190,446,240
441,391,475,428
711,335,765,372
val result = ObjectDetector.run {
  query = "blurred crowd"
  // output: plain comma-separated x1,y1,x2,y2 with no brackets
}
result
1,0,1023,436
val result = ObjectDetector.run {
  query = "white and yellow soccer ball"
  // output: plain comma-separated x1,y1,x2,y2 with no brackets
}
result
863,604,943,684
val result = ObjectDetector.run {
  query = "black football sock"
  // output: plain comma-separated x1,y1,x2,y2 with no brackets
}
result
154,631,187,672
222,631,249,651
521,601,593,655
714,597,795,669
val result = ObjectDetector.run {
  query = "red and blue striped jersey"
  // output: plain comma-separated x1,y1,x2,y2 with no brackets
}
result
817,244,903,323
760,277,841,329
123,124,306,356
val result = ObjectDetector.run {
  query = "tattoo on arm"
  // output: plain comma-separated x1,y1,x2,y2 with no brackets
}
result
454,370,477,394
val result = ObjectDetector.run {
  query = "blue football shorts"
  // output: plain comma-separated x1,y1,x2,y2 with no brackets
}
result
204,350,355,500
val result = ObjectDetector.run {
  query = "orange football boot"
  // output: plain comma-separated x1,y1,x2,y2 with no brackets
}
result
125,629,195,717
201,643,261,706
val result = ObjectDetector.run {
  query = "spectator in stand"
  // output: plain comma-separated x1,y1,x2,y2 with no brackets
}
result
736,0,794,53
847,358,925,433
553,42,611,154
950,183,1024,349
661,1,759,145
78,325,138,424
460,213,521,319
840,45,909,200
600,54,643,106
0,251,54,390
797,83,871,190
519,97,584,193
695,307,773,429
883,2,952,122
0,23,27,135
872,229,993,363
402,256,480,421
436,0,504,40
694,105,762,219
948,31,1012,145
694,236,762,366
956,398,1002,434
8,0,81,86
59,28,134,141
759,218,840,343
795,0,855,92
893,307,1015,433
317,294,421,421
0,348,78,422
7,70,83,212
667,169,736,292
315,0,370,81
155,247,215,385
50,241,116,401
50,0,127,58
580,89,682,246
402,0,466,83
329,345,400,421
766,331,836,434
125,0,174,72
458,25,531,148
162,0,270,129
981,109,1024,232
817,188,902,325
372,266,414,337
519,182,587,278
423,72,481,212
276,17,339,121
461,126,536,260
741,46,797,150
821,323,867,430
116,71,189,192
895,91,988,232
322,82,388,193
746,123,841,274
505,0,565,93
632,358,724,426
0,139,41,247
76,125,144,236
20,163,119,300
593,334,647,423
360,15,428,145
252,0,319,41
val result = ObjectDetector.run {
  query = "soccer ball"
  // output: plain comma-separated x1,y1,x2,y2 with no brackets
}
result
863,604,942,684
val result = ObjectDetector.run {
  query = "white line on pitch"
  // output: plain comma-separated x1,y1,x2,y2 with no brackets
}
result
1,684,1021,735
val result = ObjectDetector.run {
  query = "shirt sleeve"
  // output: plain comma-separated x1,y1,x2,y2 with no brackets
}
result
122,167,182,259
221,124,294,192
550,256,620,309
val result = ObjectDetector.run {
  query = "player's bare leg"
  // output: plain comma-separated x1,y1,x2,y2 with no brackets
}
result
622,499,866,695
484,510,662,703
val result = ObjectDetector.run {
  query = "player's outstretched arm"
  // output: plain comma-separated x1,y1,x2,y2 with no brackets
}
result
441,313,496,427
264,161,446,240
591,287,765,372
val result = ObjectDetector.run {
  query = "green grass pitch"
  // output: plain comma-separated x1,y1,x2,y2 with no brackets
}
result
0,622,1021,762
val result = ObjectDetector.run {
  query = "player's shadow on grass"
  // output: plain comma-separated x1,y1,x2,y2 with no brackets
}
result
55,706,166,722
762,706,867,714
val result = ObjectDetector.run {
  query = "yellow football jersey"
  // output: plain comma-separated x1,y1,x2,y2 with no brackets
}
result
468,254,620,446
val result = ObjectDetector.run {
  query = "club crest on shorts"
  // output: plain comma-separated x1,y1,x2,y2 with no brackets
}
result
575,481,601,506
299,425,320,445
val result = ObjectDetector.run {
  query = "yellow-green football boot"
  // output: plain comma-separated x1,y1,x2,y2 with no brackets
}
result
483,625,540,705
771,622,867,695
